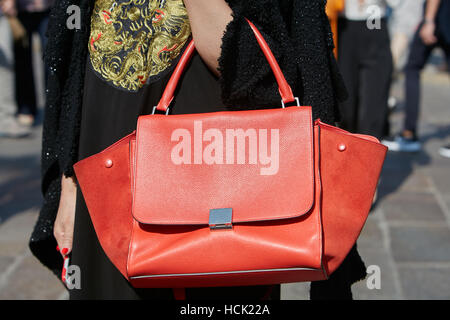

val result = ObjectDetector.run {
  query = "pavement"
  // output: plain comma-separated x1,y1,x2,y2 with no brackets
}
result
0,43,449,300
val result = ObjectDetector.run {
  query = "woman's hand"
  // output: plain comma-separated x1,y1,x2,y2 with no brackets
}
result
420,0,441,46
54,174,77,257
0,0,17,16
420,21,438,46
183,0,233,75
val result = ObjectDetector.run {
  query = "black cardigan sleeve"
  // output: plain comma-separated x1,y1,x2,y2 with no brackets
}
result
29,0,94,277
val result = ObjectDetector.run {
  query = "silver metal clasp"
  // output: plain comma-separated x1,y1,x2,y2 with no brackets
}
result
281,97,300,108
209,208,233,230
152,106,170,115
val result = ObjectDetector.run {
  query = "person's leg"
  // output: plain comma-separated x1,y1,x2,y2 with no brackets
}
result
442,42,450,74
0,16,16,119
383,25,436,152
358,19,393,140
37,12,49,49
0,16,30,137
403,27,434,137
438,42,450,158
37,11,50,87
391,32,410,72
14,11,38,119
337,19,360,133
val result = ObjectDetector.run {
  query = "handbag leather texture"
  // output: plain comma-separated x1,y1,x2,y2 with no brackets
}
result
73,20,387,288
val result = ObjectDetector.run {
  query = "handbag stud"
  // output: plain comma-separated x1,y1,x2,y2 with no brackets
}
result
105,159,113,168
338,144,347,152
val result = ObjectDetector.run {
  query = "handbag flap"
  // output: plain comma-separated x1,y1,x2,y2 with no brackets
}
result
133,106,315,225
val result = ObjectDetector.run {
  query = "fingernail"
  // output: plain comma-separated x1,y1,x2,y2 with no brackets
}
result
61,248,68,255
56,245,60,252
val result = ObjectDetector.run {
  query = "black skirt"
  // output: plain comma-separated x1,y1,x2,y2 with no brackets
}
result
69,53,281,299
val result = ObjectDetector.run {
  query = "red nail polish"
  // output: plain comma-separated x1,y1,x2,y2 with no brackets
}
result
56,245,60,252
61,248,68,255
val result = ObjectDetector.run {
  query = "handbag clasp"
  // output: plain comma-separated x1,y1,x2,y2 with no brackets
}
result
209,208,233,230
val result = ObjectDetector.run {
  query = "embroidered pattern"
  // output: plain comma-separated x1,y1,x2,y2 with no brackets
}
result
89,0,191,91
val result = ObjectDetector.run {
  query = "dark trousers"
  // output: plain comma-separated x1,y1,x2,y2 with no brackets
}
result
403,24,450,135
337,19,393,139
14,10,49,116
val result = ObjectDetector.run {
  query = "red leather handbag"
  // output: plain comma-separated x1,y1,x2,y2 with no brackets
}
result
73,20,387,289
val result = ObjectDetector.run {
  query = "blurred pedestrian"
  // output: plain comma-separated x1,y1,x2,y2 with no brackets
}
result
383,1,424,136
11,0,53,126
337,0,394,140
382,0,450,156
389,0,425,72
0,1,30,138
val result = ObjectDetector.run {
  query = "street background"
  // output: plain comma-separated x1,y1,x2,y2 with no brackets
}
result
1,35,450,300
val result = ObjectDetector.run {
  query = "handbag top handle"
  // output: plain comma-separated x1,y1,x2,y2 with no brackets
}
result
153,19,297,114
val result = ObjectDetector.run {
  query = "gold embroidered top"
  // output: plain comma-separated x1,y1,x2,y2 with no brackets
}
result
88,0,191,92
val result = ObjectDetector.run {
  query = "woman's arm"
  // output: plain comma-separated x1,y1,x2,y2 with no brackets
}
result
183,0,233,75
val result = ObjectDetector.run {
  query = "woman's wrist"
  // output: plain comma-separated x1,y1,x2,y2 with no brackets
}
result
61,174,77,192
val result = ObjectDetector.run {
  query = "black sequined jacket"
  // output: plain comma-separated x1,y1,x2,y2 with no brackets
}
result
29,0,366,299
